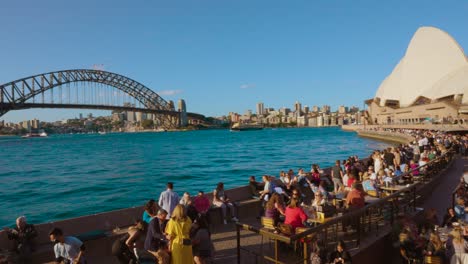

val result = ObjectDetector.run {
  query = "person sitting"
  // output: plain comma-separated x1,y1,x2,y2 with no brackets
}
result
4,216,37,263
179,192,198,222
193,191,211,218
345,183,365,210
259,175,273,201
399,230,420,264
328,240,352,264
442,208,458,227
447,229,468,262
143,199,158,224
192,217,213,264
145,209,168,255
409,160,420,176
249,176,263,198
49,227,86,264
311,192,326,210
264,193,285,226
213,182,239,224
454,198,468,221
284,198,307,231
280,172,296,196
424,232,446,262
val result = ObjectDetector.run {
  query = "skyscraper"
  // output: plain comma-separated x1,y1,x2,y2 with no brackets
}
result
294,101,302,114
256,102,264,116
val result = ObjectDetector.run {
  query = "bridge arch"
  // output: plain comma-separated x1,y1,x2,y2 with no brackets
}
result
0,69,180,127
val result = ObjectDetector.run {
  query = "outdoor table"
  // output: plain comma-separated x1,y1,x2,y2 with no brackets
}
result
380,185,407,194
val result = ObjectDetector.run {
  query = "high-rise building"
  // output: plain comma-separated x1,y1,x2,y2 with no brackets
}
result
294,101,302,114
322,105,331,113
79,113,83,120
312,106,319,112
178,99,188,126
303,106,310,114
338,105,347,114
256,102,264,116
31,118,40,129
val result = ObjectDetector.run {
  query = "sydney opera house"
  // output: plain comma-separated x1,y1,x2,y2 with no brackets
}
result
365,26,468,125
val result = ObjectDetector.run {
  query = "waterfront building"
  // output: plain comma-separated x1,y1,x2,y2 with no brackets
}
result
294,101,302,116
303,106,309,115
317,115,324,127
297,115,308,127
312,106,319,112
256,102,264,116
31,119,40,129
322,105,331,113
279,107,290,116
338,105,347,114
20,120,31,130
366,26,468,125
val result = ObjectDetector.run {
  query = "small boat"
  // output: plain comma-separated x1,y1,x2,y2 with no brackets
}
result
230,122,263,131
98,131,107,135
22,130,48,138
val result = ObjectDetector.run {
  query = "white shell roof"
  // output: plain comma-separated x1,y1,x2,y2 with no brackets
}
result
375,26,467,106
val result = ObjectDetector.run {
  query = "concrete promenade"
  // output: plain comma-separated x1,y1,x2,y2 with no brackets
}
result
342,124,468,132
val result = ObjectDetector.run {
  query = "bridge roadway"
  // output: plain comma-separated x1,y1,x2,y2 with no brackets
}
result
0,103,205,120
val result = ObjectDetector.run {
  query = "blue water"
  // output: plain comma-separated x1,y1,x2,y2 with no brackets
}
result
0,127,391,227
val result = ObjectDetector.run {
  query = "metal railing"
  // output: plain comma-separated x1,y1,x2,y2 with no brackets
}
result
236,149,455,264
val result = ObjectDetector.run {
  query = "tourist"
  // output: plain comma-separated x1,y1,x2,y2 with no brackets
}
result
192,217,213,264
454,198,467,221
284,198,307,231
111,220,146,264
49,227,86,264
165,204,193,264
310,164,321,186
367,166,376,181
446,229,468,262
143,199,158,224
442,208,458,227
398,230,420,263
158,182,180,219
193,191,211,217
249,176,262,198
327,240,352,264
424,232,446,262
179,192,198,221
342,169,351,188
409,160,420,176
383,148,396,170
264,193,285,226
345,182,365,210
311,192,326,210
280,172,296,195
259,175,273,201
331,160,344,193
347,174,356,190
154,241,171,264
213,182,239,224
373,151,383,174
145,209,168,254
3,216,37,262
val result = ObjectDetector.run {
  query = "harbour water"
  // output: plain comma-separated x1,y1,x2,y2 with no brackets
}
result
0,127,391,227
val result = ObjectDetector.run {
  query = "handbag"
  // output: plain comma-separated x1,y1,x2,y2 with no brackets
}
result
182,238,192,246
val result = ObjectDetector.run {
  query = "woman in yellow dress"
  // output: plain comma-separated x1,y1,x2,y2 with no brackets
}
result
165,204,193,264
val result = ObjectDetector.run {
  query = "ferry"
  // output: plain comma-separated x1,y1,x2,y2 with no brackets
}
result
21,130,48,138
230,122,264,131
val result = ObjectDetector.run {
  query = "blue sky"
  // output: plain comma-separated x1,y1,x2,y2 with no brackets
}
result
1,0,467,122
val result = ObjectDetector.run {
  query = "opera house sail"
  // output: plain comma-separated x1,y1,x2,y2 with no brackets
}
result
366,26,468,125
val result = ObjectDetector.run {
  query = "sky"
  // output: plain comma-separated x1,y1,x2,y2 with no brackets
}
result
1,0,467,122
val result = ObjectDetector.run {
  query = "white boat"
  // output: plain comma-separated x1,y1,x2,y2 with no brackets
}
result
22,130,48,138
98,131,107,135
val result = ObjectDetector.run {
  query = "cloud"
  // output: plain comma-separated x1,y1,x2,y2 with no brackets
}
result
157,89,183,96
240,83,255,89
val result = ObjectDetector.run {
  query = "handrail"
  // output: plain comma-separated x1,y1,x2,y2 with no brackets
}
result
236,148,454,244
290,149,454,242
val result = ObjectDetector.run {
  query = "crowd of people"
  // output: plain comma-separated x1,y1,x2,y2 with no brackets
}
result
394,167,468,264
2,130,466,264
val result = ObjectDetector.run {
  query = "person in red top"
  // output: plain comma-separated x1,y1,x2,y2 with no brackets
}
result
345,182,365,210
193,191,210,216
347,174,356,189
284,198,308,230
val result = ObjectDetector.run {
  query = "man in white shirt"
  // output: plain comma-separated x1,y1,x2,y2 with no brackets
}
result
158,182,180,219
49,228,85,264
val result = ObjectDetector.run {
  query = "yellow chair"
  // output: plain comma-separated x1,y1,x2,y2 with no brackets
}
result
425,256,442,264
366,190,378,197
261,217,276,231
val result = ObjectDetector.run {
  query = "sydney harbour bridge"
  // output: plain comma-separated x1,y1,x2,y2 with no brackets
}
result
0,69,204,129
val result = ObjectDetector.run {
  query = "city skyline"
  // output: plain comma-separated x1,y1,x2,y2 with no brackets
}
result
1,0,468,122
